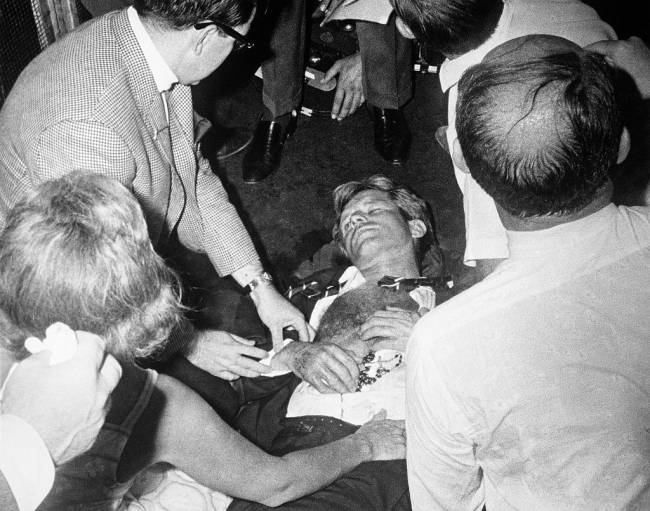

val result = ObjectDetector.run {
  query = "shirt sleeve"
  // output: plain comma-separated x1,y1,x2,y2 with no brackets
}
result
0,415,55,511
406,333,485,511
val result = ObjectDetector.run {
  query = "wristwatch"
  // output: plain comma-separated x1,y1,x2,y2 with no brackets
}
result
245,271,273,294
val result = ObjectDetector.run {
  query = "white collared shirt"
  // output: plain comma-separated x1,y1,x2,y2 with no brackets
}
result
407,204,650,510
286,266,435,425
127,6,178,119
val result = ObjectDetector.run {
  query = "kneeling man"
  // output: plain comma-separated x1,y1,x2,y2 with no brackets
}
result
407,35,650,510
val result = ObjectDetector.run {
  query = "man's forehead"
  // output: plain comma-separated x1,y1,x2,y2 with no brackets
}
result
484,34,583,65
342,190,393,213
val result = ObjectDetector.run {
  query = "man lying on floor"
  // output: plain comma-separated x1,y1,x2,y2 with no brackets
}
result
224,175,441,511
151,175,442,510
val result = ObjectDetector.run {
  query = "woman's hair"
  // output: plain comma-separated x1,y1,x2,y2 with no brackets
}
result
0,172,183,362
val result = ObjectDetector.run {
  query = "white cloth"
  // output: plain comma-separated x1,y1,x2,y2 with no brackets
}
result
287,266,434,425
0,415,54,511
406,204,650,510
439,0,616,264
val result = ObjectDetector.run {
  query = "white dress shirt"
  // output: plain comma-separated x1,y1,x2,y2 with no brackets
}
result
407,204,650,510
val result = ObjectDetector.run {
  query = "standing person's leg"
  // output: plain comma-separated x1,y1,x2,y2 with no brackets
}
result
243,0,306,183
357,19,413,164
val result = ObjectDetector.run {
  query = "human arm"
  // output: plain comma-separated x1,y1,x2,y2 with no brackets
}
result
0,332,121,510
146,374,405,507
182,329,271,380
271,340,360,393
405,334,484,510
32,120,136,185
323,53,365,121
192,157,310,349
586,37,650,99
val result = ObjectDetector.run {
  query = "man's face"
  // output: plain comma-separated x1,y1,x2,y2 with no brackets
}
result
338,190,416,263
181,14,254,85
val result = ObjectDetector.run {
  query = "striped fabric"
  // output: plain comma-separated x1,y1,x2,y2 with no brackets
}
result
0,9,258,276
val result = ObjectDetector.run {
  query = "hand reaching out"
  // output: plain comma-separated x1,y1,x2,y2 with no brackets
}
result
183,330,271,380
250,282,311,351
353,409,406,461
323,53,365,121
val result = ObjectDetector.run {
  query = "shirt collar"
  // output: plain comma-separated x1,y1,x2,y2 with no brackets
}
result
439,0,514,92
338,266,435,309
127,6,178,93
506,204,617,259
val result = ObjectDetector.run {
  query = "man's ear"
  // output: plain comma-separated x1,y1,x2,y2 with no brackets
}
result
451,138,471,174
617,126,631,164
408,219,427,239
395,17,416,40
193,24,217,56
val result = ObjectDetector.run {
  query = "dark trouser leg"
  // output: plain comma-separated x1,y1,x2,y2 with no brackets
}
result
261,0,306,117
357,19,413,164
356,18,412,109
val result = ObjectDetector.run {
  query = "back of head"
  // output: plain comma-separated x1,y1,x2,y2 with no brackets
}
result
133,0,255,29
0,172,182,362
456,35,622,218
393,0,503,55
331,174,433,255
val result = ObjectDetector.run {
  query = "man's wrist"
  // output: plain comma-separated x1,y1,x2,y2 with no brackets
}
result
231,262,265,288
245,271,273,294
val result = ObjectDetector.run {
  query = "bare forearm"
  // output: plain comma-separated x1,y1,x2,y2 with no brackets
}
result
258,435,372,507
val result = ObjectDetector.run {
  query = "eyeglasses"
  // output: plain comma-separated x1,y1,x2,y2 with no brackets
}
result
194,20,255,51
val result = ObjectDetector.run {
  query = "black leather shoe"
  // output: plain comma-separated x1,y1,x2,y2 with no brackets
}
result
371,106,411,165
242,113,297,183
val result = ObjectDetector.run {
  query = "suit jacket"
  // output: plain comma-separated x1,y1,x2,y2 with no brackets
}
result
0,9,257,276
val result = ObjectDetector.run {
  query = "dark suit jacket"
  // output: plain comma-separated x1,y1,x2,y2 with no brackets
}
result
0,9,257,276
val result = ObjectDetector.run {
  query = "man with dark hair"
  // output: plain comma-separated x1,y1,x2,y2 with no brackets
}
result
406,35,650,510
392,0,615,274
0,0,310,378
223,175,437,510
265,174,435,395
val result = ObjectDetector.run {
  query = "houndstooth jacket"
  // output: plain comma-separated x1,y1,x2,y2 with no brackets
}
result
0,9,258,276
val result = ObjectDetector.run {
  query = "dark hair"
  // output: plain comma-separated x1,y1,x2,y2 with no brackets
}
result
456,50,622,217
0,173,183,362
133,0,256,29
392,0,503,55
331,174,433,258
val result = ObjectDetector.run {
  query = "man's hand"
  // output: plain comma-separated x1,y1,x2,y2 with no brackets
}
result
324,53,365,121
358,306,425,352
275,341,360,393
352,410,406,461
587,37,650,100
183,330,271,381
2,332,122,465
250,283,311,350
